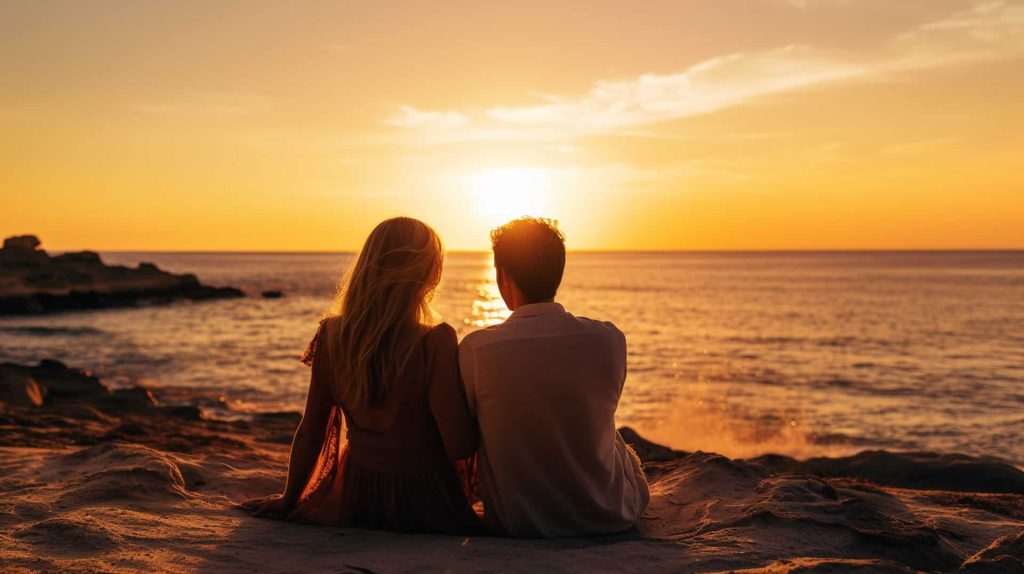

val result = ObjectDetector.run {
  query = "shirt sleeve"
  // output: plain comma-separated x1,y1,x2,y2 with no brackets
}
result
428,324,478,461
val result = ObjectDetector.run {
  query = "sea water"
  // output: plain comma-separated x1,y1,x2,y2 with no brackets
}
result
1,251,1022,463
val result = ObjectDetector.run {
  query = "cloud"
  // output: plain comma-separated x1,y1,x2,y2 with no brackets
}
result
385,46,861,143
484,46,862,131
386,1,1024,143
135,94,272,116
893,0,1024,68
917,0,1022,35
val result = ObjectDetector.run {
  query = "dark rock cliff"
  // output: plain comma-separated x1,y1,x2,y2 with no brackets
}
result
0,235,243,314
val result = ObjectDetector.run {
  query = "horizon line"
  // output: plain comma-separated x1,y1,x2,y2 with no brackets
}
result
73,247,1024,255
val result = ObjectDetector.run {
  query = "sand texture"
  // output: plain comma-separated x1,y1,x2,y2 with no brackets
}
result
1,360,1022,573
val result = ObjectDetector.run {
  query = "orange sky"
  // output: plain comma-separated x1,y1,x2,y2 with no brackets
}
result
1,1,1022,251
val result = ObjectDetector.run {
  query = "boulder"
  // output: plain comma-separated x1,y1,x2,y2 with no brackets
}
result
0,366,45,407
2,235,41,252
0,235,48,266
52,251,103,265
158,405,205,421
101,387,158,412
762,450,1024,494
14,361,111,402
620,426,688,463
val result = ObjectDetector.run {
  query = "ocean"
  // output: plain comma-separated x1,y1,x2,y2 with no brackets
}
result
1,251,1022,463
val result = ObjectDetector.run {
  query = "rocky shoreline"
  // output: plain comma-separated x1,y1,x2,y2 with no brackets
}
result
0,359,1022,572
0,235,243,315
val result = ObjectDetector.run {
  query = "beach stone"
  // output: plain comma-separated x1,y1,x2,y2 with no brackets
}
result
0,235,48,268
23,361,110,402
158,405,205,421
102,387,158,412
2,235,41,252
798,450,1024,494
37,358,68,370
0,366,45,407
620,426,688,463
52,251,103,265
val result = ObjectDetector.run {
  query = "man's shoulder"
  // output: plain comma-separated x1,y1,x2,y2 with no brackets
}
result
459,322,510,351
460,313,625,349
569,314,626,342
571,314,623,332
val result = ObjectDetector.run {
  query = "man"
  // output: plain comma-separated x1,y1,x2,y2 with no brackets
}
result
459,217,650,538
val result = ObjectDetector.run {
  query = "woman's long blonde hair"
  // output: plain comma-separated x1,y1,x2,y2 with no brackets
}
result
323,217,443,408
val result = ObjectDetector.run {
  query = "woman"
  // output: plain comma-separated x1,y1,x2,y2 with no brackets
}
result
242,217,483,534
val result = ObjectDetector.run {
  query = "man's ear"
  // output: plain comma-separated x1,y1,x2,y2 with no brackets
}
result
494,264,517,310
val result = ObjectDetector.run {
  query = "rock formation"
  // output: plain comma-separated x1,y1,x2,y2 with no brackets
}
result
0,235,243,314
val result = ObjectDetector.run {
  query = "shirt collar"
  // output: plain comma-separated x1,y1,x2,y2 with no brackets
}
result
509,301,565,319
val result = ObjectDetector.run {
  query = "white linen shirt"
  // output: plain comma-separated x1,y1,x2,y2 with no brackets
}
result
459,302,650,537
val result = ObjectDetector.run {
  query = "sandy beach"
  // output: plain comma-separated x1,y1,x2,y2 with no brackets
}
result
1,360,1022,573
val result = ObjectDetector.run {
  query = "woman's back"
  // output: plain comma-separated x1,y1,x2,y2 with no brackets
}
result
289,320,482,533
323,319,455,473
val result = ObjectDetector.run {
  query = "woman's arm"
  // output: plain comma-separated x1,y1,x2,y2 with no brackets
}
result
243,351,333,517
280,367,333,504
428,324,478,461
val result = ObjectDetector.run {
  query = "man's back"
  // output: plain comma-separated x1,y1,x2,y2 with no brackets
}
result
459,302,650,537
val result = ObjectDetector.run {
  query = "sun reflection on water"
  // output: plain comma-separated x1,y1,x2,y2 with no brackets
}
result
468,280,511,327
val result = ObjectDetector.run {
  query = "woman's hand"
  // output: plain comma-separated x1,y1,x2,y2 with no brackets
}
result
240,494,295,519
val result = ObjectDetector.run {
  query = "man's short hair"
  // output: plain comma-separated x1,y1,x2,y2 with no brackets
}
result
490,217,566,303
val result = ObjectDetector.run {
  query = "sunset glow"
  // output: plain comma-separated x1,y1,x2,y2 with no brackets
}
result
466,168,552,228
0,1,1022,251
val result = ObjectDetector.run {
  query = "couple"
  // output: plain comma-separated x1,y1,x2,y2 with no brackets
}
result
242,216,650,537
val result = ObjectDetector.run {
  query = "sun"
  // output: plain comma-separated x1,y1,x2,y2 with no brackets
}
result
465,168,551,227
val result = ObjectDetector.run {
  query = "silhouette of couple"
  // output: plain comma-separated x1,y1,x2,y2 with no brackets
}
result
242,217,650,538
